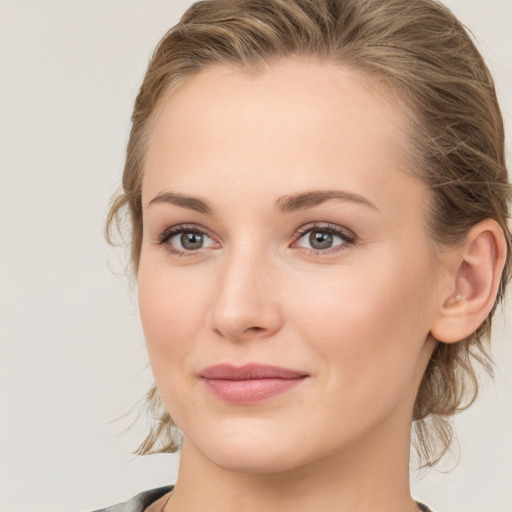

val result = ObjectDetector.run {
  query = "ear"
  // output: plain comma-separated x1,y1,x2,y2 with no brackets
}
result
430,219,508,343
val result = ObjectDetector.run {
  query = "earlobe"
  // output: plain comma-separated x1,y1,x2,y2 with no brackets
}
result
430,219,507,344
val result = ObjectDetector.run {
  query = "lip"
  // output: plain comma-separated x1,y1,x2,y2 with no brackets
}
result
200,363,309,404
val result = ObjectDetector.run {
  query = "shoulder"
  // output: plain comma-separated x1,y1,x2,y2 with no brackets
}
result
91,488,430,512
91,486,174,512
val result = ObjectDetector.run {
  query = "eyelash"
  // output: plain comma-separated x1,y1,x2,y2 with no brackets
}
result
292,222,356,256
154,222,356,258
154,224,216,257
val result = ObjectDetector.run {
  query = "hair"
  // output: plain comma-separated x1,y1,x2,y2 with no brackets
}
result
106,0,511,467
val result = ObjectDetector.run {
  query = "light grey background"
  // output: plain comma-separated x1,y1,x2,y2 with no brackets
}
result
0,1,510,511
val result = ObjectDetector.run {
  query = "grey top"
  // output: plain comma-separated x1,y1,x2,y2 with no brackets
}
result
92,486,434,512
92,486,173,512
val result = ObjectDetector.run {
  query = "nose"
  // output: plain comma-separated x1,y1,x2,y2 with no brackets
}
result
206,248,284,342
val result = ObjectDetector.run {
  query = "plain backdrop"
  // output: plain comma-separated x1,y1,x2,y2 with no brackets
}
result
0,1,511,511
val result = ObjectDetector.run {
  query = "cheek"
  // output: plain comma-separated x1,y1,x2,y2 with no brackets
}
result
137,262,208,372
289,252,434,401
137,261,215,428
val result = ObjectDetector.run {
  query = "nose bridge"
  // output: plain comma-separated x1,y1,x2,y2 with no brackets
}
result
208,243,282,341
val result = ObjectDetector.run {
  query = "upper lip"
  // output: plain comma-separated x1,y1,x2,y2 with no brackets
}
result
200,363,309,380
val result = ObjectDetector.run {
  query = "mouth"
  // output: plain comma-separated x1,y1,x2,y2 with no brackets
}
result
199,363,309,404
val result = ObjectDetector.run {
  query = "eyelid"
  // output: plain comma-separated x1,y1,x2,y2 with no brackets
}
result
291,222,356,254
154,223,220,257
292,222,356,240
153,221,356,258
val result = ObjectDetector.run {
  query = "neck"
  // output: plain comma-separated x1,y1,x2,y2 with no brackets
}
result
167,411,417,512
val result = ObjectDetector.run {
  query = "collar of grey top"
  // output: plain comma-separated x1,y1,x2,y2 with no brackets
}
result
91,486,433,512
91,486,173,512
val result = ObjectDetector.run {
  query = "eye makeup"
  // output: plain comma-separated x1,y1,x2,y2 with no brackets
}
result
154,223,219,257
153,221,357,259
291,222,356,255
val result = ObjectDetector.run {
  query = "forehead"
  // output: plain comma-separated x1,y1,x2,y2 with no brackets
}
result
143,59,418,213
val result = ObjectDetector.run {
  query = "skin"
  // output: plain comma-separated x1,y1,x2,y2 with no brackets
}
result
138,60,454,512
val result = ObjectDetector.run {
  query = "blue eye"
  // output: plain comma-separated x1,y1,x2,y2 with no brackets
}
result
170,231,209,251
156,225,217,256
293,224,355,253
155,222,355,257
304,230,338,250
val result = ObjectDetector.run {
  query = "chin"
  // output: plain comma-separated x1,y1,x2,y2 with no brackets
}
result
183,421,314,475
207,445,305,475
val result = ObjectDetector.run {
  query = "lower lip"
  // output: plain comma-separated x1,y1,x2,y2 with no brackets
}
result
203,377,307,404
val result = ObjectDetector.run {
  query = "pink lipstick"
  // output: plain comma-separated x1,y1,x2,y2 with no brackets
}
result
200,363,308,404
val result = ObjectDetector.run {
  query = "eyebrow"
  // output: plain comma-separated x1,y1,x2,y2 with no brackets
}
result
147,189,378,214
147,192,213,215
274,190,378,213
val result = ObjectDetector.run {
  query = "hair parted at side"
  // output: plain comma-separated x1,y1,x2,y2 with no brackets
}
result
106,0,511,467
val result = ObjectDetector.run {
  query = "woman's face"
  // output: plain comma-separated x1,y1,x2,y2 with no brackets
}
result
138,60,443,473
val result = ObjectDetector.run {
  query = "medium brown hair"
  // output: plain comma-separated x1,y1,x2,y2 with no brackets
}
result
106,0,511,466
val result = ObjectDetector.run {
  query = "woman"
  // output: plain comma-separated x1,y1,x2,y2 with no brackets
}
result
100,0,511,510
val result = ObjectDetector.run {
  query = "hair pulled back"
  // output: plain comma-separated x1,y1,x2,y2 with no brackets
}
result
106,0,511,467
